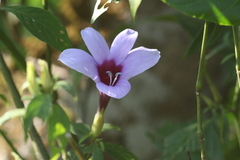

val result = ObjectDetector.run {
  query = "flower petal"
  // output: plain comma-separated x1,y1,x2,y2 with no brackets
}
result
96,80,131,99
59,48,100,82
109,29,138,65
121,47,160,80
81,27,109,64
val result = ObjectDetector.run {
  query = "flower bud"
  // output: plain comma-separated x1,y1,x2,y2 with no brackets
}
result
91,109,105,140
38,59,54,93
27,62,40,96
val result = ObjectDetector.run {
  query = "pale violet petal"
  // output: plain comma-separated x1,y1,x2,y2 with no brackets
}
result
96,80,131,99
81,27,109,64
59,48,100,82
121,47,160,80
109,29,138,65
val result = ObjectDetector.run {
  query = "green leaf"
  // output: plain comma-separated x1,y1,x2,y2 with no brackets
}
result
104,142,139,160
184,23,232,57
23,94,51,135
161,0,240,26
48,104,70,159
162,123,199,159
0,109,26,126
48,104,70,142
0,94,9,107
204,120,224,160
128,0,142,21
0,6,71,51
102,123,121,132
84,144,104,160
70,123,90,136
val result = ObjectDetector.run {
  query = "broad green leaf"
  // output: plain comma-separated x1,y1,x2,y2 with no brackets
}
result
0,109,25,126
48,104,70,141
70,123,91,143
128,0,142,21
0,94,9,107
161,0,240,26
162,123,199,159
23,94,51,135
70,123,90,136
0,6,71,51
83,144,103,160
48,104,70,159
204,120,224,160
104,142,139,160
102,123,120,132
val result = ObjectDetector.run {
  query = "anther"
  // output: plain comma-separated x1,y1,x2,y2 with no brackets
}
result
112,72,122,86
106,71,113,86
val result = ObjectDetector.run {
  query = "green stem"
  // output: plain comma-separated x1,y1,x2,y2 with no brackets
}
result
232,26,240,149
233,115,240,149
0,52,50,160
233,26,240,87
0,130,25,160
42,0,48,10
196,21,209,160
67,134,87,160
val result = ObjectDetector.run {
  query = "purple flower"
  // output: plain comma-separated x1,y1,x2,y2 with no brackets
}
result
59,27,160,99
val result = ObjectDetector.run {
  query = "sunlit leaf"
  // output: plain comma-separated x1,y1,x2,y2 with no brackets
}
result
0,6,71,51
128,0,142,21
104,142,139,160
0,109,25,126
23,94,51,136
48,104,70,159
161,0,240,26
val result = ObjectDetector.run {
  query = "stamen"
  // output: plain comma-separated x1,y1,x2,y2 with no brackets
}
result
106,71,113,86
112,72,122,86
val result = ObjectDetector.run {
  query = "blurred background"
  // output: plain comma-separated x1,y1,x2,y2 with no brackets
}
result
0,0,236,159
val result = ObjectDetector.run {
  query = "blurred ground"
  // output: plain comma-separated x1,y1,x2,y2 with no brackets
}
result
0,0,225,159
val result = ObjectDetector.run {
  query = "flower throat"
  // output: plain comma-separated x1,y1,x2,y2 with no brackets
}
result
97,60,122,86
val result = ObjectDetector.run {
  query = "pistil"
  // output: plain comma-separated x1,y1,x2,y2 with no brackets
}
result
106,71,113,86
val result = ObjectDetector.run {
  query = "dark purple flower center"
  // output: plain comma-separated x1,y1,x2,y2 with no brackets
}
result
97,60,122,86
